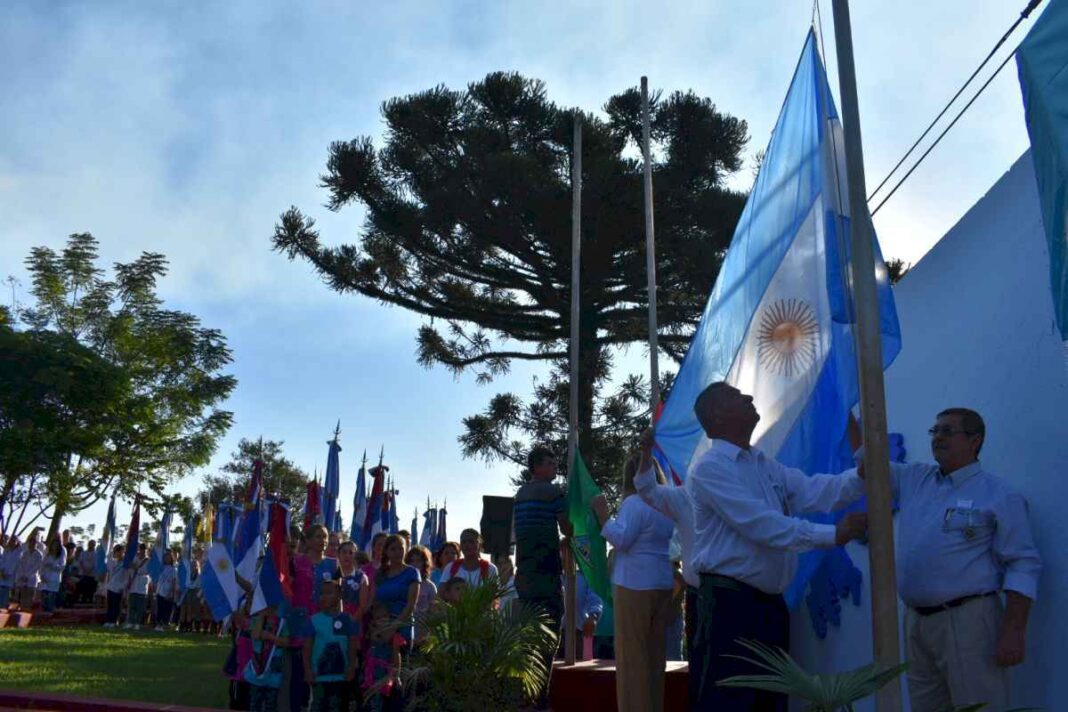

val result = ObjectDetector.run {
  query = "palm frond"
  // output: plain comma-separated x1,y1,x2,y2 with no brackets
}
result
718,638,907,712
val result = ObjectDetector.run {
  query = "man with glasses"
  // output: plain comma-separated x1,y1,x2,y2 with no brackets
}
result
863,407,1041,712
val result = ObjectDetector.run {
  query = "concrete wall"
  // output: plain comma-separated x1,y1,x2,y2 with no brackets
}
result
790,152,1068,710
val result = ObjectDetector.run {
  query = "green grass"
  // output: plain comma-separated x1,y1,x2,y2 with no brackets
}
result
0,626,232,708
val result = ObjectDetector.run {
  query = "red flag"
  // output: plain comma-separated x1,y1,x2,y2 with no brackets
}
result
303,480,322,531
267,501,292,601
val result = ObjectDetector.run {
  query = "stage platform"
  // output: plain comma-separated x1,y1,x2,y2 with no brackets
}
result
550,660,689,711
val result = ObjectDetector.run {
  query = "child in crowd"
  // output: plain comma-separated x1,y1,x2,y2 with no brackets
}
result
226,601,254,710
0,536,22,609
493,554,518,613
125,543,151,629
337,541,371,620
363,603,404,712
429,541,460,587
403,545,437,645
438,577,468,605
39,538,67,612
302,580,359,712
179,556,202,632
14,528,44,610
247,603,288,712
154,550,179,630
103,545,129,627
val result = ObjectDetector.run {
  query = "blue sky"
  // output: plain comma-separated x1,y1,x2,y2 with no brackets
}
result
0,0,1042,539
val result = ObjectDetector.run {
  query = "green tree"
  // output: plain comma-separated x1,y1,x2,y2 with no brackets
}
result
197,437,309,511
11,233,236,540
273,72,748,486
0,325,129,537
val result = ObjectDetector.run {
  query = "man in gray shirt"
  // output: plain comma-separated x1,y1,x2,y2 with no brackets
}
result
862,407,1041,712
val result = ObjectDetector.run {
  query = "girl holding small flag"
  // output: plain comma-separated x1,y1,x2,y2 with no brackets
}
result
14,528,44,610
103,544,129,627
155,550,179,630
38,537,66,612
125,542,151,629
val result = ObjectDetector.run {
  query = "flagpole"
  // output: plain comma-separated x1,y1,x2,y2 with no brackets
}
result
641,76,660,412
564,112,582,667
830,2,902,710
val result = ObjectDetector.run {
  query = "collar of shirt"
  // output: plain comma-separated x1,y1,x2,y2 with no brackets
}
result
710,439,763,462
939,461,982,487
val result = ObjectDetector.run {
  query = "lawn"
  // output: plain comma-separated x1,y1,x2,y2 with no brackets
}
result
0,626,232,708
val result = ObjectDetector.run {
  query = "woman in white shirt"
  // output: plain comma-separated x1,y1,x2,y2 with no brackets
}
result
103,545,129,628
154,550,179,630
39,538,67,612
14,528,45,610
493,554,518,613
593,451,674,712
125,543,151,629
0,535,22,609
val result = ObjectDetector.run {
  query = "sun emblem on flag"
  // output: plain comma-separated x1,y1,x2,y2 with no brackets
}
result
216,558,229,572
756,298,820,377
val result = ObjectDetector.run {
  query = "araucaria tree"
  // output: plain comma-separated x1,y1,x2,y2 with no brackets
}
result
273,72,748,485
3,233,236,539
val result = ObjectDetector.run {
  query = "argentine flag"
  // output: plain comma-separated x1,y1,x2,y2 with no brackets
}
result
147,509,172,580
654,31,900,604
350,458,368,548
201,541,242,620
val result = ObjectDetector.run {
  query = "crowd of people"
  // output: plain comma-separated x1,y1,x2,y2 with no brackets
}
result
0,381,1043,712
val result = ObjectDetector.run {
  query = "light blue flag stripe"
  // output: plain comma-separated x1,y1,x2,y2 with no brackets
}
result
654,30,901,609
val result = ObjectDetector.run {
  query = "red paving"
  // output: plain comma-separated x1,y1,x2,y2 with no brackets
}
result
0,691,222,712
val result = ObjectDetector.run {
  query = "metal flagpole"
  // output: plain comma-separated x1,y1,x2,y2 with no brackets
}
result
641,76,660,412
830,2,902,709
564,112,582,667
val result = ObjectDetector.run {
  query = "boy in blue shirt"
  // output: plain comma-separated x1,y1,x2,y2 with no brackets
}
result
302,579,358,712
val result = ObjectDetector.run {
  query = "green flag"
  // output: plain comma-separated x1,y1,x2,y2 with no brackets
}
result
566,447,611,604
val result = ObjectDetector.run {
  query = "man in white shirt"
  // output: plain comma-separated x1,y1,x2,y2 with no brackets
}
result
682,382,868,712
446,528,499,588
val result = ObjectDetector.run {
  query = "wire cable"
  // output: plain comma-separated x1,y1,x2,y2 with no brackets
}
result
870,45,1020,217
867,0,1043,204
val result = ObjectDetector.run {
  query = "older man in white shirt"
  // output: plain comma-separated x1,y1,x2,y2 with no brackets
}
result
682,381,868,712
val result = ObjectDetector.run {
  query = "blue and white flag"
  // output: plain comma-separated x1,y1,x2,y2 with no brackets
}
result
411,508,419,546
1018,0,1068,362
654,30,900,606
419,507,433,549
178,513,196,594
435,502,447,552
96,491,118,576
323,436,342,533
350,454,368,548
201,541,242,621
233,503,262,587
147,508,172,579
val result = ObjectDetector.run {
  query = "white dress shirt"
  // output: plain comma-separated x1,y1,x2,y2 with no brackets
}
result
686,439,864,594
633,466,699,588
601,494,674,591
890,460,1041,607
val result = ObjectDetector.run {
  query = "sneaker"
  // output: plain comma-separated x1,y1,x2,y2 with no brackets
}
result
122,622,133,629
103,622,115,629
154,625,164,632
133,624,141,630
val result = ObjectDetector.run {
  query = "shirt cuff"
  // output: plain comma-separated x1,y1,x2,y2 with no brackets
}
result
812,523,838,549
1002,571,1039,601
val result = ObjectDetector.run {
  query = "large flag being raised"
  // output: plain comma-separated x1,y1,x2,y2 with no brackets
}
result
654,31,900,604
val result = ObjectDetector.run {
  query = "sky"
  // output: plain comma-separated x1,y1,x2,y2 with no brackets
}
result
0,0,1043,541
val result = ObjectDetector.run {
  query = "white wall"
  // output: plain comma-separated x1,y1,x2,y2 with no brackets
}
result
790,152,1068,710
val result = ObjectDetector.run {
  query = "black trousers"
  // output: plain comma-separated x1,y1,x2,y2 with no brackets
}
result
690,575,789,712
105,590,123,624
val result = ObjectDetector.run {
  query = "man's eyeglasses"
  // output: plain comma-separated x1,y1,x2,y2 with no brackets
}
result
928,426,973,437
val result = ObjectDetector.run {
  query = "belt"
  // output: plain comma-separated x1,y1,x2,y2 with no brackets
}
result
913,591,997,617
699,574,779,603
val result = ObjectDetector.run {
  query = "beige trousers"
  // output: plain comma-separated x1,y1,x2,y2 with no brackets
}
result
613,584,674,712
905,595,1009,712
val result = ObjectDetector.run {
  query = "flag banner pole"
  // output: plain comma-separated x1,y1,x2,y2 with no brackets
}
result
564,113,582,666
641,76,661,411
831,1,902,709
